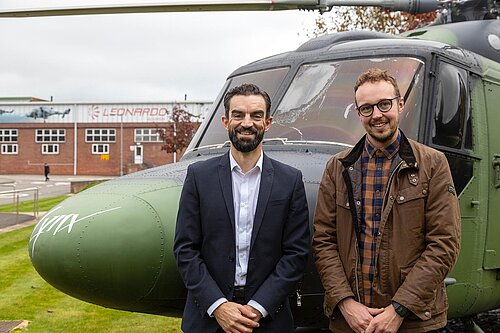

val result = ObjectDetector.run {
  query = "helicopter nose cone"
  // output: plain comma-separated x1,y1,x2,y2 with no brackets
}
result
28,183,183,312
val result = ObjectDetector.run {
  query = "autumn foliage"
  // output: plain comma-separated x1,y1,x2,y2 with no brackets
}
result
308,7,437,37
157,106,201,160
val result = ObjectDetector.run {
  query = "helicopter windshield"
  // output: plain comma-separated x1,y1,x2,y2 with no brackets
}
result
197,67,289,148
269,57,425,145
196,57,424,148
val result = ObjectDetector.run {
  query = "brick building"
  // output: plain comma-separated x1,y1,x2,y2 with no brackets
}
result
0,101,211,176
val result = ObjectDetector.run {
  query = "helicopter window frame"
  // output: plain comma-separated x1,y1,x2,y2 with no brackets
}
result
268,57,426,145
194,66,291,149
429,61,473,153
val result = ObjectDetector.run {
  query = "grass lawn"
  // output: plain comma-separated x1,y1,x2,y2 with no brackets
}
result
0,195,70,213
0,225,182,332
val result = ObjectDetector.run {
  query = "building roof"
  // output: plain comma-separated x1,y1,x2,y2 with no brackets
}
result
0,97,48,102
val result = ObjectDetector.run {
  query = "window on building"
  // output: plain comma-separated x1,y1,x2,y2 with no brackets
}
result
35,129,66,142
0,129,18,142
86,129,116,142
1,144,18,154
135,128,163,142
92,144,109,154
42,144,59,154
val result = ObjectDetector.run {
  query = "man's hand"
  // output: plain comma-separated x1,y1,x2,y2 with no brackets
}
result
243,305,262,322
339,297,384,333
365,304,404,333
213,302,260,333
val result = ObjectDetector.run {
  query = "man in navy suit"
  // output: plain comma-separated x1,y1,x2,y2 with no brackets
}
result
174,83,310,332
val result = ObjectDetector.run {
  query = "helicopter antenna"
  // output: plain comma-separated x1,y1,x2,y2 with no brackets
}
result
0,0,441,17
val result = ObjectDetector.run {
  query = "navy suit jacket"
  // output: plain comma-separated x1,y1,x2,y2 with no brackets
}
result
173,152,310,332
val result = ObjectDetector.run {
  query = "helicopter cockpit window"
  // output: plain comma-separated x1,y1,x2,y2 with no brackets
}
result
198,67,289,147
431,64,471,150
269,58,425,145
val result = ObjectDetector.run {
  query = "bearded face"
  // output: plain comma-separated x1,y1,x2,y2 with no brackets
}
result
222,94,272,154
228,123,265,153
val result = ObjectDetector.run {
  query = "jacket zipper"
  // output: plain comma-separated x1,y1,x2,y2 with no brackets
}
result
382,160,405,209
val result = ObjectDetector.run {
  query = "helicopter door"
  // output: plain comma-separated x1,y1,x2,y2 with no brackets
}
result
483,80,500,269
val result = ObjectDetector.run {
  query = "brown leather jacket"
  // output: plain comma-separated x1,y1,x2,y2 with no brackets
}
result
313,132,461,332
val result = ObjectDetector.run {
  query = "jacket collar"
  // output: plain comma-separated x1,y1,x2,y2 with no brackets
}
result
340,130,417,168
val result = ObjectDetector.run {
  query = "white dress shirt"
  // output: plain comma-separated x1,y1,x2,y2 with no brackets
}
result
230,152,262,287
207,152,268,318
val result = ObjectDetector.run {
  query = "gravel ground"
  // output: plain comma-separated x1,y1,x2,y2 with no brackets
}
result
437,308,500,332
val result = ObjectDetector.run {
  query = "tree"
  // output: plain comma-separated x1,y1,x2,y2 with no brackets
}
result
157,105,201,162
306,7,437,38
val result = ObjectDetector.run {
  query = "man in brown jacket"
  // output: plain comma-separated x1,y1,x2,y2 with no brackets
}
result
313,68,461,333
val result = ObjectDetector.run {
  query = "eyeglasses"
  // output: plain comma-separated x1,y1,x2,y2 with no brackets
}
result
356,96,400,117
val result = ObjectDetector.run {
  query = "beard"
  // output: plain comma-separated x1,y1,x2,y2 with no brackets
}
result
228,125,265,153
370,126,397,144
364,117,399,146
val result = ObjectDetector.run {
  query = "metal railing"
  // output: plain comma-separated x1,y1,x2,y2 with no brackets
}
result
0,187,39,223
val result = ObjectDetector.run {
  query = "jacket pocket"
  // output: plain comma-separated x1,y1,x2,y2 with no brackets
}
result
393,183,428,233
335,190,351,210
395,183,428,205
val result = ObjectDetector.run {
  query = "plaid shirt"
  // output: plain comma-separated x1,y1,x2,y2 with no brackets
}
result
359,135,400,306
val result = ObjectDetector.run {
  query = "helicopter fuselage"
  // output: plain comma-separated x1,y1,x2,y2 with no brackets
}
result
28,19,500,329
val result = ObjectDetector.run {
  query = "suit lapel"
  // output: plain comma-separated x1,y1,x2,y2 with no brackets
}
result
219,152,236,234
251,154,274,250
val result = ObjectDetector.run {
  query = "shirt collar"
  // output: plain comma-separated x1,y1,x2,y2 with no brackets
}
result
229,151,263,173
365,132,401,160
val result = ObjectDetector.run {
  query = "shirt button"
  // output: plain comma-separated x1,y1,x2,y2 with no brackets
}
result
422,189,428,195
349,166,354,171
425,311,431,318
346,202,350,207
411,178,417,183
356,201,361,206
377,231,381,236
399,196,405,201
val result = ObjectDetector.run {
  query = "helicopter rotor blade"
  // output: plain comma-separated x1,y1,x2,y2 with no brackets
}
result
0,0,440,18
0,0,321,18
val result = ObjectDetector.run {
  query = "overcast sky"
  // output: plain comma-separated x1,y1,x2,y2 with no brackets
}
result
0,1,319,103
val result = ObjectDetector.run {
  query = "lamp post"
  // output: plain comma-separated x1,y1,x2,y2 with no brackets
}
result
120,115,123,176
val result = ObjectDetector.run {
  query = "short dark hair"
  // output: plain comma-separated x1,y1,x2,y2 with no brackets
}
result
354,68,401,98
223,83,271,119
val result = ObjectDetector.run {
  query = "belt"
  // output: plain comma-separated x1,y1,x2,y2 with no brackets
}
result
233,286,245,303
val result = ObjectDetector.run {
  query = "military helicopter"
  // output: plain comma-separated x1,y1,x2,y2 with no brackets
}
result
2,0,500,331
26,106,71,120
0,108,14,115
